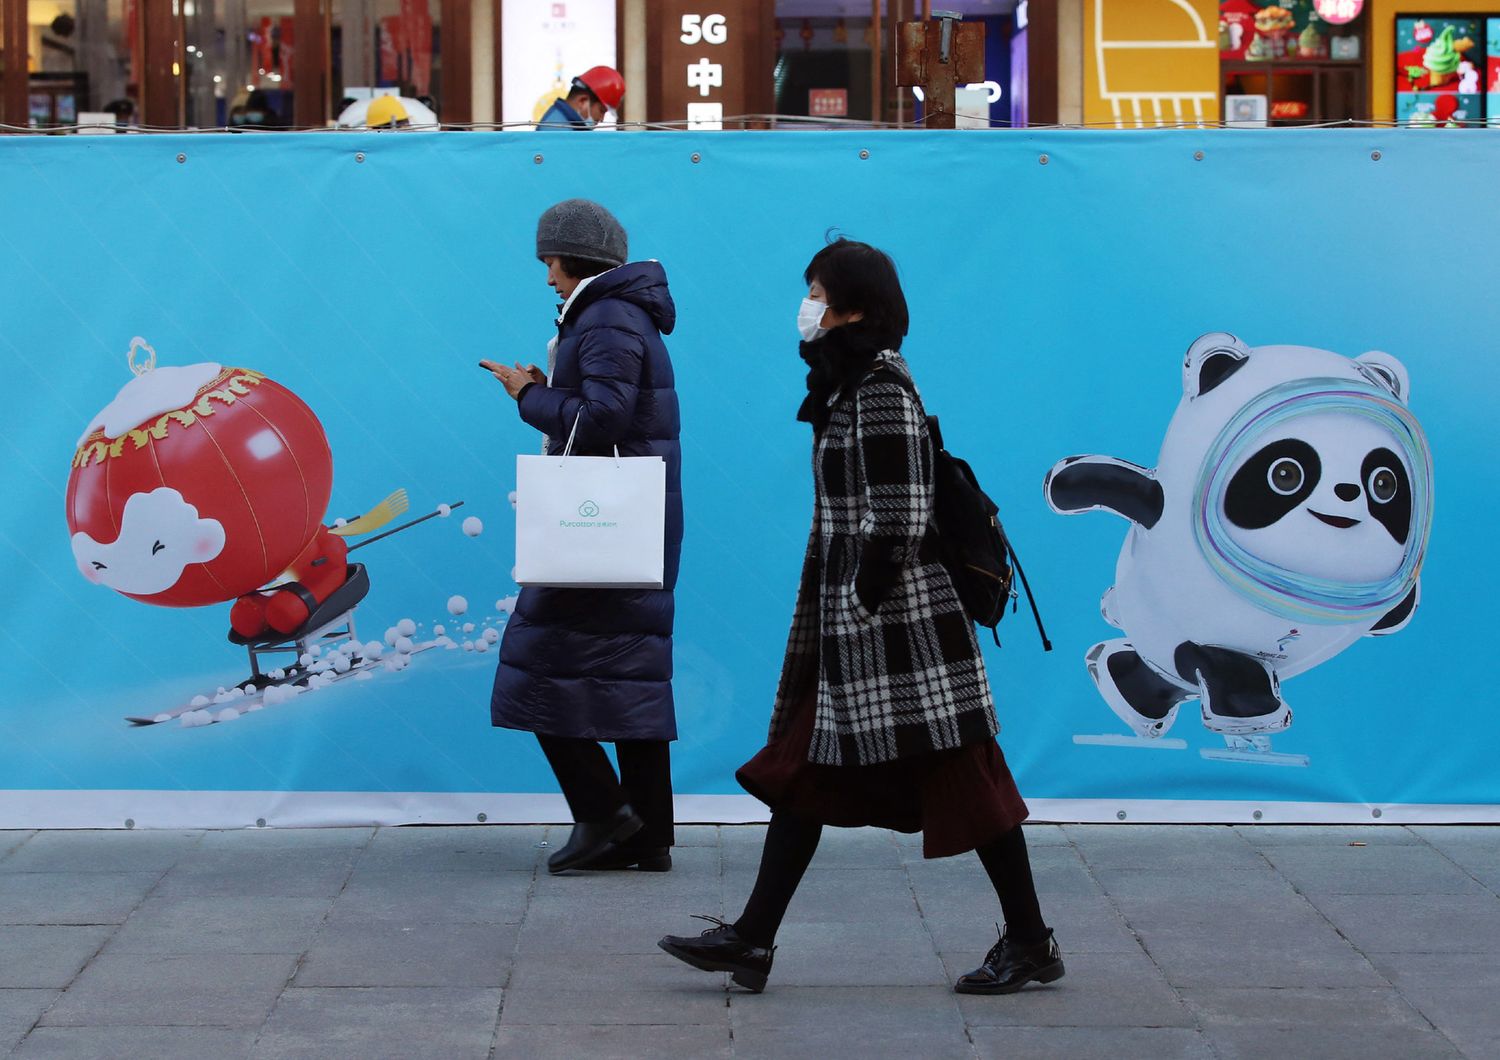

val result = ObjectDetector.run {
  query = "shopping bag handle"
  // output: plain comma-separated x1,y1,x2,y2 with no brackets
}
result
559,413,620,466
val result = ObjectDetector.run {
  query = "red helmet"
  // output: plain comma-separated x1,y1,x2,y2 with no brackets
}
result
574,65,626,111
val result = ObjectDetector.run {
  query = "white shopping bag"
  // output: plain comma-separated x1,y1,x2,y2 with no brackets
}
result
514,418,666,589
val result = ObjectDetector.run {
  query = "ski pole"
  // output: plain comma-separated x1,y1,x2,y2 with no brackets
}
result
347,500,466,552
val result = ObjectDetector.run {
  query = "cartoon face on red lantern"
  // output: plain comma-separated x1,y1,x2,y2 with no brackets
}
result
66,341,333,608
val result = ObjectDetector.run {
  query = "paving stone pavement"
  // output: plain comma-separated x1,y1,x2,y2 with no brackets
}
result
1,824,1496,1059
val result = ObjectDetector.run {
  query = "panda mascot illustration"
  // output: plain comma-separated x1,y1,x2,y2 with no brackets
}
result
1043,333,1433,766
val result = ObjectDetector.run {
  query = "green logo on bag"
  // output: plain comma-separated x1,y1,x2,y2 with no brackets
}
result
579,500,601,518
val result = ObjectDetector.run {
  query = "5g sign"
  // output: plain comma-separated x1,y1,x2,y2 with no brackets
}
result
681,13,728,44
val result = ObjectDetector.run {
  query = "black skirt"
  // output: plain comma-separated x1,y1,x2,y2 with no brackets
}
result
736,672,1029,860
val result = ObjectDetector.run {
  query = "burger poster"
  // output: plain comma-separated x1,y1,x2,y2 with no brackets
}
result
1219,0,1353,62
1396,16,1485,126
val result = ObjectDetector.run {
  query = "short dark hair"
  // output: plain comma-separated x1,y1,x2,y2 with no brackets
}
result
555,255,614,281
803,238,909,350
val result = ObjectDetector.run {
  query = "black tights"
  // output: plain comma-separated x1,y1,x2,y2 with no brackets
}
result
535,734,675,848
733,812,1047,948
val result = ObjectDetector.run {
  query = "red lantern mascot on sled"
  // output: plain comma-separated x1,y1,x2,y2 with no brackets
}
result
66,338,359,638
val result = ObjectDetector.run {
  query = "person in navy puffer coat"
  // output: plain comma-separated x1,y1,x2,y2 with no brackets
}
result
482,199,681,875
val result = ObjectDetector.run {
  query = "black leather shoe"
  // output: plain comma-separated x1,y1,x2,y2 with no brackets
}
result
954,926,1064,995
547,806,643,874
580,838,672,872
658,915,774,993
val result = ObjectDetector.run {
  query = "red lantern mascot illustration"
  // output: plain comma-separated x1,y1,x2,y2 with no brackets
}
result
66,339,458,726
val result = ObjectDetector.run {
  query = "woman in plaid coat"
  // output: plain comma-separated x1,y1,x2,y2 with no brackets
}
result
660,239,1064,995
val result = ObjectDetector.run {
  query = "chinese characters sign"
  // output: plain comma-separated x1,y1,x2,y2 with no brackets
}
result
650,1,767,129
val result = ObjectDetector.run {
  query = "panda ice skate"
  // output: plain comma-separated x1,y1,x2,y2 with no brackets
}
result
1044,333,1433,766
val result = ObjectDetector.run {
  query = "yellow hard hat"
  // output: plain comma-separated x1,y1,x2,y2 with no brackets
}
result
367,95,409,128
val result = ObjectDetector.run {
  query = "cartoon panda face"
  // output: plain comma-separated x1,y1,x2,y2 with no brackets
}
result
1221,411,1412,584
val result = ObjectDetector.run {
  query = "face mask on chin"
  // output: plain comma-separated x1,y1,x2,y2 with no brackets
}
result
797,297,829,342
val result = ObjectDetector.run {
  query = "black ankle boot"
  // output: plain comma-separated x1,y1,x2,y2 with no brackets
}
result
581,836,673,872
547,806,643,874
658,915,774,993
954,926,1064,995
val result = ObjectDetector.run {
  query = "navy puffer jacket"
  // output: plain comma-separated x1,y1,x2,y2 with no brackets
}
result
490,261,682,741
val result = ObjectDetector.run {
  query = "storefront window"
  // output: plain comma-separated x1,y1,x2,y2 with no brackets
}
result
772,4,877,123
25,0,130,125
1220,0,1368,125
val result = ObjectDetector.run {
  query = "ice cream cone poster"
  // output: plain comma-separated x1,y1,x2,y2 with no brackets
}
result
1487,18,1500,126
1397,17,1480,92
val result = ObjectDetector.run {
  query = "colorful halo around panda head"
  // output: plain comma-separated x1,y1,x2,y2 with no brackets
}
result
1192,377,1433,625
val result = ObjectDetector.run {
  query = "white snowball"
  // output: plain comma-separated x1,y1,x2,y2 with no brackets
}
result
262,686,284,706
447,595,468,616
438,503,452,517
395,636,415,654
334,517,348,528
268,668,287,681
153,713,172,723
508,490,518,509
496,595,519,615
363,641,385,660
462,516,483,537
299,652,316,667
180,710,213,728
462,622,475,633
213,690,235,705
433,624,446,637
355,670,375,681
463,640,475,652
474,639,489,654
396,618,416,637
331,653,352,674
190,695,210,708
216,707,241,722
307,644,322,659
384,626,400,647
482,627,500,645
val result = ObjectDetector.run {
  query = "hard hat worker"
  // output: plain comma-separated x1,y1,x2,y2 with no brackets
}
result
536,65,625,129
366,94,411,130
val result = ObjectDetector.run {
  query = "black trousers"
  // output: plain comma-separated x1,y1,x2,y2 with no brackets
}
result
536,734,675,848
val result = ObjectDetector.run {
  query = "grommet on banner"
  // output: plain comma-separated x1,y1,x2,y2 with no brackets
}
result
859,149,870,160
1039,154,1050,165
1194,150,1205,161
355,152,366,164
1115,809,1126,821
125,818,136,829
176,153,186,164
1371,150,1382,161
691,152,702,164
533,154,544,165
477,812,488,823
1252,809,1263,820
256,817,267,827
1371,807,1383,818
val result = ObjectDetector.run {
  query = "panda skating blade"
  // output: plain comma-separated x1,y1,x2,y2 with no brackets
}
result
1073,734,1189,750
1200,734,1310,768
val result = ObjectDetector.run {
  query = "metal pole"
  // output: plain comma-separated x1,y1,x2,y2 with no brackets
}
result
870,0,881,122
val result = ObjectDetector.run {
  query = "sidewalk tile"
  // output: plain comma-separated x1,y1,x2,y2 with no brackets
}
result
491,1024,731,1059
40,953,296,1027
0,990,58,1054
0,872,159,925
969,1026,1214,1059
254,987,500,1059
294,921,516,987
2,832,201,874
14,1026,257,1059
0,927,111,988
105,896,331,955
949,951,1193,1028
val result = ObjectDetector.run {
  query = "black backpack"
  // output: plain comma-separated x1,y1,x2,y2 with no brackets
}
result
877,370,1051,651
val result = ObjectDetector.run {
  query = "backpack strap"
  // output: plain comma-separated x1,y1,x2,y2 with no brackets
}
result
868,365,1052,652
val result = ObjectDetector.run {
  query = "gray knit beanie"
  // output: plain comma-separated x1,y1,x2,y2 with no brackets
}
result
535,198,628,267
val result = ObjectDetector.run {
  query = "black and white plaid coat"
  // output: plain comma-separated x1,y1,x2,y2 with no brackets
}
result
770,351,1000,767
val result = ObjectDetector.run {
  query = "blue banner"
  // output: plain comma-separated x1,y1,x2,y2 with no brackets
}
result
2,129,1495,826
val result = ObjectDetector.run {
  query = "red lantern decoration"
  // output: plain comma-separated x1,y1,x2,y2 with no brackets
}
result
66,340,333,610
